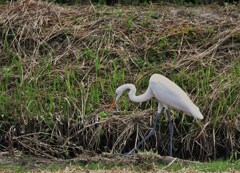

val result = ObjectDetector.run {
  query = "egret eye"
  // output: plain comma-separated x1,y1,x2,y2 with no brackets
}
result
115,93,118,97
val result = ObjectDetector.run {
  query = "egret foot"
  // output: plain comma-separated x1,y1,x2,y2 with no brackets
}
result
124,112,161,155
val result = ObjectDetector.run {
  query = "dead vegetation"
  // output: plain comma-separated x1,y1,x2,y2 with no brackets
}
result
0,0,239,161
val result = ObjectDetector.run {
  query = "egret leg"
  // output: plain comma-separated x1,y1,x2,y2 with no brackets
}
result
166,109,173,157
126,112,161,155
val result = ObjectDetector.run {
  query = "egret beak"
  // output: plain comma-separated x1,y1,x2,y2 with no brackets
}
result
110,99,116,113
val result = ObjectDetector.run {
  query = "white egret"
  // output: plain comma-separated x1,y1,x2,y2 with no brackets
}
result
111,73,203,156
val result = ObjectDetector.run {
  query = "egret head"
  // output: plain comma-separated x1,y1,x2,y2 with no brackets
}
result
110,85,127,112
115,86,125,102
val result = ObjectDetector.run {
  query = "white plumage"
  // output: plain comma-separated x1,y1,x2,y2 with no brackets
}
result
115,74,203,120
112,73,203,156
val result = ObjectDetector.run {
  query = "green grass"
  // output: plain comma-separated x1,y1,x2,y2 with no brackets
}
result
82,160,240,172
192,160,240,172
1,159,239,172
0,164,25,173
0,163,66,173
157,160,240,172
0,2,239,160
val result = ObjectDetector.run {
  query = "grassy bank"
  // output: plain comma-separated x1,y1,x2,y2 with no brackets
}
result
0,1,239,160
0,154,239,172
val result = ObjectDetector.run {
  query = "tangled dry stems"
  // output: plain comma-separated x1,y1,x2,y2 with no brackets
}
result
0,0,239,160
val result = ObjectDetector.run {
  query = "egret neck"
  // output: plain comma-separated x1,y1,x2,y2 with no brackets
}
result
123,84,153,103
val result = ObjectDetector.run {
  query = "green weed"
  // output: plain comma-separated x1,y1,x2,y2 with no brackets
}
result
0,2,239,160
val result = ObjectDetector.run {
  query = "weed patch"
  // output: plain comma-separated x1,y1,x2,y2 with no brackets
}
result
0,1,239,161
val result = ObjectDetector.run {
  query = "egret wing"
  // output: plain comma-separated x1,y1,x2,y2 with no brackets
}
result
150,74,194,112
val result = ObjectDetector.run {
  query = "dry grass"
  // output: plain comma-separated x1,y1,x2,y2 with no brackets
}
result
0,0,239,161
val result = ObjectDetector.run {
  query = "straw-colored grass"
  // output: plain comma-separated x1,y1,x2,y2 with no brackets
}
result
0,0,239,161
